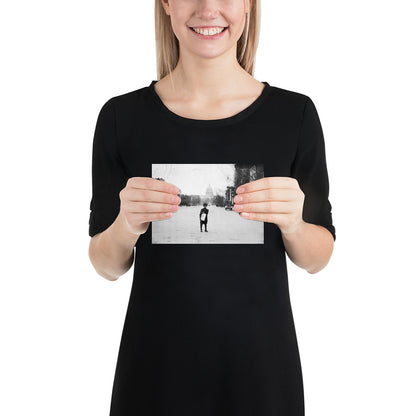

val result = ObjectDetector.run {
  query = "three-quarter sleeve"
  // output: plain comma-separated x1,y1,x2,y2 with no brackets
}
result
290,96,336,241
88,98,129,237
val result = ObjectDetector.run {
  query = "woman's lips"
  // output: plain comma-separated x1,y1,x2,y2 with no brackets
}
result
189,26,228,40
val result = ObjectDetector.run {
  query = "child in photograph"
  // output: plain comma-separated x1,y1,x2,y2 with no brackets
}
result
199,202,209,232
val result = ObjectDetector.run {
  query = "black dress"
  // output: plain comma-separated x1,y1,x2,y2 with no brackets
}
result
88,80,336,416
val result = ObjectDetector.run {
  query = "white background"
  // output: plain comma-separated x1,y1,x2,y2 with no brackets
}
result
1,1,415,415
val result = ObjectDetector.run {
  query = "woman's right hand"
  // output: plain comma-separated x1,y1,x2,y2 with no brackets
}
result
119,177,181,236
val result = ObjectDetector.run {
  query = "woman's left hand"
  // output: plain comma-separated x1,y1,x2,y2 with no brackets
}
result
233,177,305,235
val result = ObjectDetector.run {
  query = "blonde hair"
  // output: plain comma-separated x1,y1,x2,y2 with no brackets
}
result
154,0,261,81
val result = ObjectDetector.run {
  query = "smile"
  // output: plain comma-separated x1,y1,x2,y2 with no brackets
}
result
189,26,228,39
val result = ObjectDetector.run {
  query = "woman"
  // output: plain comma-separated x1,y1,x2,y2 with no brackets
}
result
88,0,336,414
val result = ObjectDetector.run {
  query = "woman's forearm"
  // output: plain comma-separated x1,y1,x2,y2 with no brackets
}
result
281,221,334,274
88,212,140,281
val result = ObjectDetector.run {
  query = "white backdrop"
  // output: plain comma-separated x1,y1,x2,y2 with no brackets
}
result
1,1,415,415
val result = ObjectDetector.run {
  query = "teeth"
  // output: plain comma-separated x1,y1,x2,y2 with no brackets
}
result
192,27,226,36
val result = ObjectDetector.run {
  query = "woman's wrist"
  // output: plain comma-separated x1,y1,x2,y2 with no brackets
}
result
110,211,141,252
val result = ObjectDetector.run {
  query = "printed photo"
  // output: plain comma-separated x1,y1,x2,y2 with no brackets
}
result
151,163,264,244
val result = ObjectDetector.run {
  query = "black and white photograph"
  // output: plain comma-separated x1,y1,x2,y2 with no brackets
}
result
152,163,264,244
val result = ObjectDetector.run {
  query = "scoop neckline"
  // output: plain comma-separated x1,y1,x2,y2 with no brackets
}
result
148,79,271,127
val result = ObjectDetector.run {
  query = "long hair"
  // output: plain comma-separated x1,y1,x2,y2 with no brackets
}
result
154,0,261,82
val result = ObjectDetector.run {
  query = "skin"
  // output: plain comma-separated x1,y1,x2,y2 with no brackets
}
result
233,177,306,235
158,0,262,117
